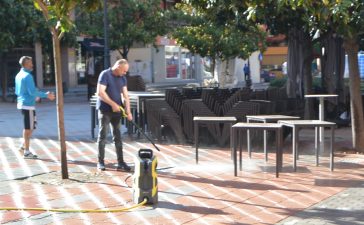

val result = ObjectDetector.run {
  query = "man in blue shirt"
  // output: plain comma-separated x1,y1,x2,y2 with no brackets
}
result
96,59,133,171
15,56,55,159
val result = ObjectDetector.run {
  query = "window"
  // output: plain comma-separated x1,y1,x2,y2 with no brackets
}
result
165,46,196,79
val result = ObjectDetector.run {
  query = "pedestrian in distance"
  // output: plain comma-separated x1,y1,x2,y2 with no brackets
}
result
243,63,250,81
15,56,55,159
96,59,133,172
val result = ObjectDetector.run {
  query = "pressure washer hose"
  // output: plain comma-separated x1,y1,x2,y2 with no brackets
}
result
0,198,147,213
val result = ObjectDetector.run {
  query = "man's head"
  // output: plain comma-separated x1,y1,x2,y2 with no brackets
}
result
19,56,33,71
112,59,129,76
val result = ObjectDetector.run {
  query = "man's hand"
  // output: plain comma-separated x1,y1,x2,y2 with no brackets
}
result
47,92,55,101
126,112,133,121
111,103,121,112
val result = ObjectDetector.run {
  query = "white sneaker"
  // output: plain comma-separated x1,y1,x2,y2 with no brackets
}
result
24,152,38,159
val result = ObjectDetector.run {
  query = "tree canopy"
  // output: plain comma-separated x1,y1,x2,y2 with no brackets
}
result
171,0,266,80
76,0,168,59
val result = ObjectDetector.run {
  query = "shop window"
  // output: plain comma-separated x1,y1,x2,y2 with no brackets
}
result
165,46,196,79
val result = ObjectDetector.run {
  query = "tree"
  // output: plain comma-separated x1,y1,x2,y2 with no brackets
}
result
247,1,318,118
0,0,48,101
285,0,364,151
76,0,168,60
171,1,266,86
33,0,101,179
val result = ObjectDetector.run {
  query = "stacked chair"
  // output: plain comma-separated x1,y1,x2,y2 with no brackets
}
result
126,75,146,91
142,86,304,146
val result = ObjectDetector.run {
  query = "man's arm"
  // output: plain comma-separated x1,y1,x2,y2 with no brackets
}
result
121,86,133,121
25,75,54,100
97,83,120,112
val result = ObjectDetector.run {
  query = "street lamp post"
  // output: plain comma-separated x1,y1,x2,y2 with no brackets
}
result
103,0,110,69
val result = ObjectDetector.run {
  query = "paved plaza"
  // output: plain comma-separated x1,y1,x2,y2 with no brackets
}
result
0,94,364,224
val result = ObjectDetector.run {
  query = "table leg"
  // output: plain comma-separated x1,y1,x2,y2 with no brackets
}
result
247,124,251,158
319,97,325,152
330,126,334,171
279,127,283,172
293,126,297,172
233,128,237,176
194,122,199,164
230,125,233,160
264,129,268,161
315,126,320,166
239,129,243,171
275,129,280,178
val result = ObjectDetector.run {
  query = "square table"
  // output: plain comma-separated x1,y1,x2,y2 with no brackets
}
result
193,116,237,164
246,115,300,161
231,122,283,177
304,94,338,151
278,120,336,172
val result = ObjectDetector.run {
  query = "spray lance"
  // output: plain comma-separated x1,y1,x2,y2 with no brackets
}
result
119,106,160,152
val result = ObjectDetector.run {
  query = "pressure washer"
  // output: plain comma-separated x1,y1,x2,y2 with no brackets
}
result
119,106,160,204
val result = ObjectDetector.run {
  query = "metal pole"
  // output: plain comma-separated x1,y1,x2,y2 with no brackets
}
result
103,0,110,69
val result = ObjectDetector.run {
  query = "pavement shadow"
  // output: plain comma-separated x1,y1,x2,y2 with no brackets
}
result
279,208,364,225
158,173,308,193
156,201,227,215
314,179,364,187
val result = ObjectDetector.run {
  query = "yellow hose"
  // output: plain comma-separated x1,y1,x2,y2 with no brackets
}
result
0,198,148,213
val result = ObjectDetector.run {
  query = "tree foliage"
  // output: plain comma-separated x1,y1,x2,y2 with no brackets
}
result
171,0,266,78
76,0,168,59
0,0,49,101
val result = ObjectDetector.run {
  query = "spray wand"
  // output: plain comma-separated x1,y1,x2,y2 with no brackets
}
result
120,106,160,152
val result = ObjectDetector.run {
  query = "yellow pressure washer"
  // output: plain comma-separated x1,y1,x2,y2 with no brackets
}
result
120,106,160,204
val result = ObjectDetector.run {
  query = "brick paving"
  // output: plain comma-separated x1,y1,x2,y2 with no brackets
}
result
0,95,364,224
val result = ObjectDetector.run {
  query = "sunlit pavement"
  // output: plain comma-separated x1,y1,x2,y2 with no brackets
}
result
0,98,363,225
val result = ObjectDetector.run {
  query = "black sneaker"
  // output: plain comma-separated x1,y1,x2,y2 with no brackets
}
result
116,162,131,172
97,162,106,171
24,152,38,159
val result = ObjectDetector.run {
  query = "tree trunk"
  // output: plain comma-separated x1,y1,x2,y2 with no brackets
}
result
343,38,364,151
212,57,216,82
286,28,300,98
301,33,315,119
287,28,315,119
321,32,345,118
0,52,8,102
52,34,69,178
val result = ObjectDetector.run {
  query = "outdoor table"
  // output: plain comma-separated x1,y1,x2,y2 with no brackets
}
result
246,115,300,161
128,91,165,136
278,120,336,172
231,122,283,178
305,94,338,151
193,116,237,164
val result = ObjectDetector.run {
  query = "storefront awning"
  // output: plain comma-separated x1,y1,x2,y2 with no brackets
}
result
81,38,104,52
